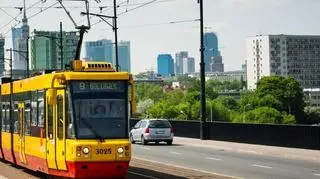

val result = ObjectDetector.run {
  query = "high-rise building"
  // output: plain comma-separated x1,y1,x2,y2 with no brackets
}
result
246,34,320,90
204,32,221,72
211,56,224,72
157,54,174,76
175,51,188,75
12,27,22,66
0,35,4,73
85,39,113,63
115,41,131,72
183,57,195,74
31,30,78,70
11,0,29,71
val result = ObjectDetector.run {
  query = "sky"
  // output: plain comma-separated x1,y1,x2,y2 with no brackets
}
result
1,0,320,74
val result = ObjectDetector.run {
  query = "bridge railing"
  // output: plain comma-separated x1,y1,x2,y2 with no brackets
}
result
130,118,320,150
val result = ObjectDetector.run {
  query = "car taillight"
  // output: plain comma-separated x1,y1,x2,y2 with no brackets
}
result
145,128,150,133
170,127,174,133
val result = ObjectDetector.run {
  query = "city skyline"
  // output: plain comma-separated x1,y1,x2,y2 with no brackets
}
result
1,0,320,74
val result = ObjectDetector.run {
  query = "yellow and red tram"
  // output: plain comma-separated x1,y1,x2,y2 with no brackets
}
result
0,60,136,178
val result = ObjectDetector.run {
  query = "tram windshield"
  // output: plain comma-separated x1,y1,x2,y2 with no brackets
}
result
69,80,128,139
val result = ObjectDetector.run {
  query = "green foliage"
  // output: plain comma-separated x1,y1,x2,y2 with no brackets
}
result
137,99,154,116
242,107,283,124
255,76,305,123
206,79,243,92
282,112,296,124
135,76,306,125
209,101,232,122
135,83,164,103
214,96,239,111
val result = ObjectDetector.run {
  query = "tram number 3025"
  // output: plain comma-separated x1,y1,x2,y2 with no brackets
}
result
95,148,112,155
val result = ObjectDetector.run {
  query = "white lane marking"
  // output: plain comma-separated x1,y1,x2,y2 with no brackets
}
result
170,151,182,155
133,157,243,179
314,173,320,176
0,176,8,179
141,147,151,150
206,157,222,161
252,164,272,169
128,171,159,179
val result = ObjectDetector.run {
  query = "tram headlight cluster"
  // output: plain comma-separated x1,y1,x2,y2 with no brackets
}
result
117,147,124,154
83,147,90,155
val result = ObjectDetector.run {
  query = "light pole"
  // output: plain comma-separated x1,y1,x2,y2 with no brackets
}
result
243,104,251,123
198,0,206,140
210,102,213,122
180,110,187,120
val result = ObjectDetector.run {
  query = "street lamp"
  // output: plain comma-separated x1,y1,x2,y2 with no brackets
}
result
198,0,206,140
180,110,187,120
243,104,251,123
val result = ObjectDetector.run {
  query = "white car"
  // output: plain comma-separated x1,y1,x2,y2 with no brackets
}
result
129,119,174,145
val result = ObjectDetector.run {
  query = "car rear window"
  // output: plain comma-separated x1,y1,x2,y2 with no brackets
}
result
148,120,172,128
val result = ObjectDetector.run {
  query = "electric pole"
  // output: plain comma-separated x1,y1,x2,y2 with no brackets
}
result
199,0,206,140
60,22,64,70
113,0,119,72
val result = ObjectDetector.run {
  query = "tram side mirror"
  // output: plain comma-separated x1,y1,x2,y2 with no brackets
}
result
47,89,57,105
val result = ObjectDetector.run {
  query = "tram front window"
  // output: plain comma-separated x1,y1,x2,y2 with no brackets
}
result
70,80,128,139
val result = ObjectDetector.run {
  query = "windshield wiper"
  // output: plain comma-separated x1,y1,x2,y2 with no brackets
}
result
80,118,105,142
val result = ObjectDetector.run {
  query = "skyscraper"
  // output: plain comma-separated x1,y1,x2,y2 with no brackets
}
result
175,51,188,75
211,56,224,72
183,57,195,74
31,30,78,70
115,41,131,72
0,35,4,73
157,54,174,76
12,27,22,66
204,32,220,72
11,0,29,71
85,39,113,63
246,34,320,89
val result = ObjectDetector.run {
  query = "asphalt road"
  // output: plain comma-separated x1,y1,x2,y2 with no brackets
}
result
0,158,229,179
132,141,320,179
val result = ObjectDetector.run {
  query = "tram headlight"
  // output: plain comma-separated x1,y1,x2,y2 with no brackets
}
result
117,147,124,154
83,147,90,155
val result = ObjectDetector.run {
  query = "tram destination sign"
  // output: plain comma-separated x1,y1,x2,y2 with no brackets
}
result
72,81,125,93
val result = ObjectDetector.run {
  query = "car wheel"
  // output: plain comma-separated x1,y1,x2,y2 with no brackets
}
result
130,134,135,144
141,136,147,145
166,140,173,145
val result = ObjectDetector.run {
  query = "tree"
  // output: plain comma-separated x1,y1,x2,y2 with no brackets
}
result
242,107,283,124
214,96,239,111
137,99,154,116
135,83,164,102
255,76,305,123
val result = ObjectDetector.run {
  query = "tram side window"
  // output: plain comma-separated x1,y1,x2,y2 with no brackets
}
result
5,104,10,132
66,93,75,139
13,103,19,134
57,95,63,139
24,102,31,135
31,91,38,127
1,103,6,132
38,90,45,127
48,104,54,139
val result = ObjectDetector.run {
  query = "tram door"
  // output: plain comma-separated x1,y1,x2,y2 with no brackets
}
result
18,103,27,164
46,92,57,169
55,91,67,170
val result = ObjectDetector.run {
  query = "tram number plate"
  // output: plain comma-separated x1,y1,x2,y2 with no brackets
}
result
95,148,112,155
